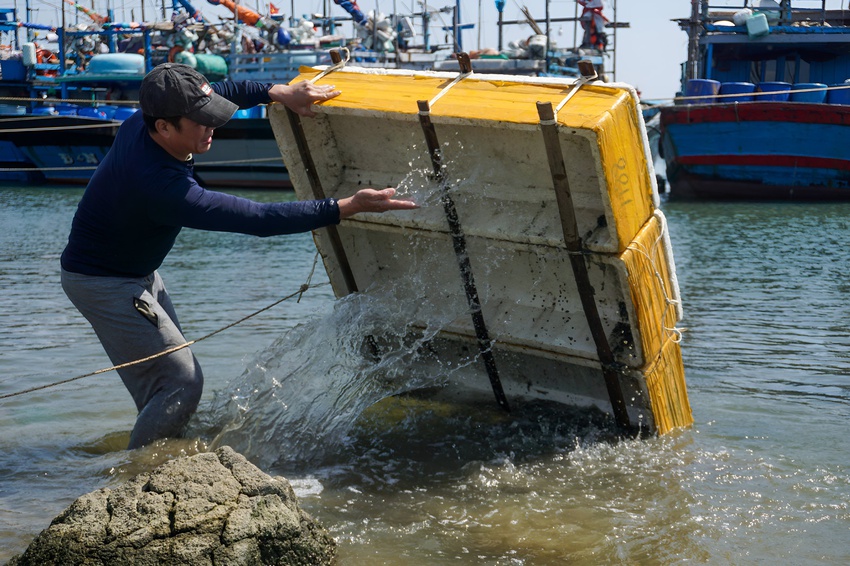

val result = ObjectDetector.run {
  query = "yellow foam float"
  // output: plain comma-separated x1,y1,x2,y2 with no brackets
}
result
269,60,692,435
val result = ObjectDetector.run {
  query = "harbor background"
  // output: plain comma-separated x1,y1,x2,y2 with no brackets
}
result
14,0,850,101
14,0,693,99
1,185,849,564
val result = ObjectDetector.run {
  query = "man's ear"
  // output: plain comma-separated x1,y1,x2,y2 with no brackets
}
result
154,118,175,137
154,118,169,136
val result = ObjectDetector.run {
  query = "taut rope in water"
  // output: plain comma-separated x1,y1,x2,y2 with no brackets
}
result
0,257,328,401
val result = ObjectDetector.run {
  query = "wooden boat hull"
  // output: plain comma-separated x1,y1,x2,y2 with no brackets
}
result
0,115,119,184
270,66,692,434
660,102,850,200
0,113,287,189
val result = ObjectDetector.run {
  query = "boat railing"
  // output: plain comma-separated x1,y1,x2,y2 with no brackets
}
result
0,94,140,120
228,47,448,81
674,81,850,105
697,1,832,26
228,50,336,82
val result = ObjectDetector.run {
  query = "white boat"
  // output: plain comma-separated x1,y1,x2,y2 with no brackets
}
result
269,61,692,434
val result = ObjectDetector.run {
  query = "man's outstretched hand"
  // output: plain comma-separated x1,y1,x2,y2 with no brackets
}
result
268,82,341,117
338,188,419,219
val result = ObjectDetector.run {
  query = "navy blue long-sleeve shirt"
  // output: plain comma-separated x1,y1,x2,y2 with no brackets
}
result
61,81,339,278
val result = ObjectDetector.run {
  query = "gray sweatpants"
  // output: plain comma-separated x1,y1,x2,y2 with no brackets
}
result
61,269,203,449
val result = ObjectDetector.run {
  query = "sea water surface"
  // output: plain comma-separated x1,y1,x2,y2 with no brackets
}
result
1,186,849,564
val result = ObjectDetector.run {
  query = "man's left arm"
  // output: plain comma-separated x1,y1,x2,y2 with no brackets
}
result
212,80,274,109
212,80,340,115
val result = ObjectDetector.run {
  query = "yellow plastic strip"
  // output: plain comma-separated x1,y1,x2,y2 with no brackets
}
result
597,94,656,250
289,68,619,128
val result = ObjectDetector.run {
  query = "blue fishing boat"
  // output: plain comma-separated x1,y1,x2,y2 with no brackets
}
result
0,4,154,185
0,0,453,186
0,1,287,187
0,41,147,184
660,0,850,200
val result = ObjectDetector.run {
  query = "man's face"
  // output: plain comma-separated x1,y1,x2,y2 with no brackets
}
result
153,117,214,161
151,116,217,162
174,117,215,155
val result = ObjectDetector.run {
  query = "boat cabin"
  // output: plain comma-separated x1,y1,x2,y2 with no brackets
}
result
676,1,850,104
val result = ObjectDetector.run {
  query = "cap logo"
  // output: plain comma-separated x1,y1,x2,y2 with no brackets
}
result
200,82,212,95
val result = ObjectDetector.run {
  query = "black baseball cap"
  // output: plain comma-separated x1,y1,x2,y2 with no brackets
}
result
139,63,238,128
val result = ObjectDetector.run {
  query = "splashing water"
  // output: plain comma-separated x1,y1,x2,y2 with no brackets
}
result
202,145,509,470
203,289,459,469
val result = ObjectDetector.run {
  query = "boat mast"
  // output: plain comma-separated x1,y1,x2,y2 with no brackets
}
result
686,0,701,80
611,0,617,82
544,0,549,76
496,0,503,51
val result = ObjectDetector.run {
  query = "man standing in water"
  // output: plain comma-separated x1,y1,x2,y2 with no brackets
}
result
60,63,417,449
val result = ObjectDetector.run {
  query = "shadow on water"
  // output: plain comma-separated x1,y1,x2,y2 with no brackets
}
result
319,393,621,484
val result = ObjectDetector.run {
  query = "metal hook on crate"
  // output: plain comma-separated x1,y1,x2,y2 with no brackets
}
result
550,59,599,117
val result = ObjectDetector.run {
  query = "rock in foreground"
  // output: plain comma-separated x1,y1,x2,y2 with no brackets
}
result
9,446,336,565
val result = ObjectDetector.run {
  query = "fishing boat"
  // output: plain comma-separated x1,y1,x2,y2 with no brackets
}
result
660,0,850,200
0,37,143,184
0,0,638,188
0,0,460,186
0,1,294,187
269,57,692,434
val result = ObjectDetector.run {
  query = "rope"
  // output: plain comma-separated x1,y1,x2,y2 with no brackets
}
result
0,165,98,173
554,73,597,115
624,213,683,345
193,156,282,166
298,251,322,303
0,96,139,105
0,156,284,174
0,122,121,133
0,276,330,401
653,82,850,104
428,69,473,108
